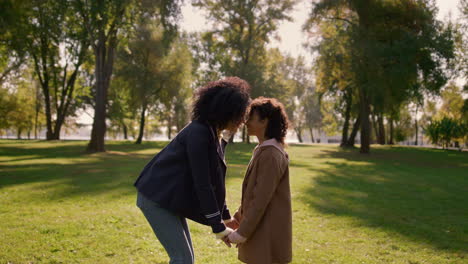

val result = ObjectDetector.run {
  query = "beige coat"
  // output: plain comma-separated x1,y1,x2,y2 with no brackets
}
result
234,139,292,264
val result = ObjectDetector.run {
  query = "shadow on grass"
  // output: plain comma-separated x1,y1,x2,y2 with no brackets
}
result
300,146,468,253
0,141,169,200
0,140,254,199
225,143,254,165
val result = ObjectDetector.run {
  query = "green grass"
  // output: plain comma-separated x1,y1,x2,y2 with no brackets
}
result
0,140,467,264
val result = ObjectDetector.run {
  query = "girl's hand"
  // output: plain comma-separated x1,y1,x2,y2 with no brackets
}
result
224,218,240,230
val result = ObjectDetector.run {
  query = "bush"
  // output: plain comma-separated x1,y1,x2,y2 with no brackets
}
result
425,117,468,150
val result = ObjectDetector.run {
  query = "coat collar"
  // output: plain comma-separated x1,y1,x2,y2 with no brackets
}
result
244,138,288,177
253,138,288,160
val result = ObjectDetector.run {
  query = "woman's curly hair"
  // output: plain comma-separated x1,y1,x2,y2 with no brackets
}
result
191,77,251,130
249,97,290,145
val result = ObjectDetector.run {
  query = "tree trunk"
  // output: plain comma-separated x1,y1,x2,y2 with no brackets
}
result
242,126,250,144
87,35,116,152
34,81,40,139
17,128,22,139
359,87,371,154
388,118,394,145
340,93,352,147
42,82,54,140
135,105,147,144
242,125,246,142
295,128,303,143
33,33,53,141
371,113,379,144
414,119,418,146
167,116,172,140
340,88,353,147
122,122,128,140
355,3,372,154
51,121,62,140
229,135,235,143
414,105,419,146
309,126,315,143
377,113,385,145
346,116,361,147
34,102,39,140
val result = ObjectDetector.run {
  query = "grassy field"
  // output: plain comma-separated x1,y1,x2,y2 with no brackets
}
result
0,140,467,264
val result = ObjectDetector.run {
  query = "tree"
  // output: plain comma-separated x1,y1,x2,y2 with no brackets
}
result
194,0,296,142
283,55,313,143
158,37,193,139
0,73,38,139
114,18,192,144
194,0,295,92
438,83,465,120
456,0,468,82
0,87,16,132
77,0,182,151
5,0,89,140
0,46,24,86
107,77,134,140
116,20,171,144
305,0,455,153
188,32,225,88
9,83,36,139
76,0,132,151
255,49,317,143
309,17,358,146
260,49,295,139
393,105,414,143
303,87,323,143
0,0,27,85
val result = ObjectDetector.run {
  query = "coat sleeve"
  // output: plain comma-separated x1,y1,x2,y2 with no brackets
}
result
233,205,242,222
186,124,225,233
236,148,285,239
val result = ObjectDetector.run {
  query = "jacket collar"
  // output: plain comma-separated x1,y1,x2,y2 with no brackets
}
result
207,123,227,167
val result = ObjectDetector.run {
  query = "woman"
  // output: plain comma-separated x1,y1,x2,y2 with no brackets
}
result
134,77,251,264
227,97,292,264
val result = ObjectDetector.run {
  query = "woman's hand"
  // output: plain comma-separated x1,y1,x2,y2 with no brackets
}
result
227,231,247,244
215,227,234,247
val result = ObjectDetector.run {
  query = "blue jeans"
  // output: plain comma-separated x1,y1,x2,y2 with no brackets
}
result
137,192,194,264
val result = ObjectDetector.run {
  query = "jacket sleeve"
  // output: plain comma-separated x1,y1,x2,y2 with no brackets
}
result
222,200,232,220
186,124,225,233
236,149,284,239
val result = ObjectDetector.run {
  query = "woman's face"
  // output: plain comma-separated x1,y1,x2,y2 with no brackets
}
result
225,119,243,134
246,110,267,137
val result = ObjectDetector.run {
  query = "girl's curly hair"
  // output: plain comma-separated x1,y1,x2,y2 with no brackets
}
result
249,97,290,145
191,77,251,130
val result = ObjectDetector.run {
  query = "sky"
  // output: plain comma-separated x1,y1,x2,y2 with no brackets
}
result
180,0,463,63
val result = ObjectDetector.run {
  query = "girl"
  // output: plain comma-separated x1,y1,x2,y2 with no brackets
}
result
228,97,292,264
134,77,251,264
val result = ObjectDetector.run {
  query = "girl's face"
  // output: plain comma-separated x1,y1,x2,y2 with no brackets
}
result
246,110,268,137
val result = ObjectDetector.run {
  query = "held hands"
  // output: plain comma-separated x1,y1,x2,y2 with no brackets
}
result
216,219,246,248
227,231,246,244
224,218,240,230
215,227,234,247
221,230,247,248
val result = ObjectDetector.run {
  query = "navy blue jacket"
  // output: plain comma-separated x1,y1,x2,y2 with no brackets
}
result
134,120,231,233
